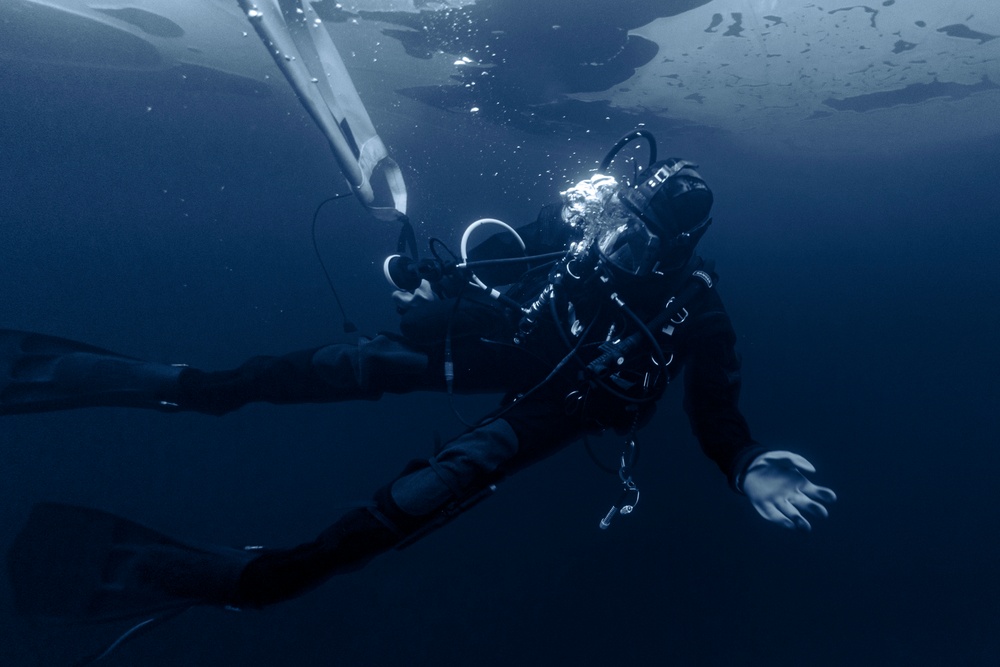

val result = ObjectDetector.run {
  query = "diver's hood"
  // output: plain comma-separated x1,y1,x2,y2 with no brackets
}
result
596,159,713,277
619,158,714,238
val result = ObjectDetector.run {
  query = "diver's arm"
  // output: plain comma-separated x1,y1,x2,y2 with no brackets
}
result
681,304,765,488
681,302,835,529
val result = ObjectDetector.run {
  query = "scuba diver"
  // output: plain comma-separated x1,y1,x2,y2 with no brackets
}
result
3,131,835,627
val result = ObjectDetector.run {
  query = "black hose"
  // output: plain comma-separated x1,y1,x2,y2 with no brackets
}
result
311,193,358,333
599,129,658,175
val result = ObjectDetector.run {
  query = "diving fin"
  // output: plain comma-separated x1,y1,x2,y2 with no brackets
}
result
7,503,253,623
0,329,184,415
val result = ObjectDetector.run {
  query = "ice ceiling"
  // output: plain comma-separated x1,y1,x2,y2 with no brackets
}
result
2,0,998,155
594,0,1000,153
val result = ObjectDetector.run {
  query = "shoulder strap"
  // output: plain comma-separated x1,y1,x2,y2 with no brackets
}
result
650,256,717,329
587,258,717,377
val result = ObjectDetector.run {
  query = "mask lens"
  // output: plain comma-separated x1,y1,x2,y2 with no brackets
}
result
647,175,713,236
597,216,661,277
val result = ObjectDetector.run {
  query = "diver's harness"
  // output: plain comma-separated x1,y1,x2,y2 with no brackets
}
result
517,247,717,529
528,243,717,399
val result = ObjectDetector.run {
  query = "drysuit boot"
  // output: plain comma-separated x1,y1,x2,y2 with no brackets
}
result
234,508,400,608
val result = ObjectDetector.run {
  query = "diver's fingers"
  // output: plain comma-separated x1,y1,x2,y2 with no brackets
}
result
791,494,829,520
802,482,837,504
777,497,812,531
754,501,797,530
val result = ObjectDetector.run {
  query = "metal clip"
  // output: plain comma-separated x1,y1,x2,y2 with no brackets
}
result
599,479,640,529
599,437,641,529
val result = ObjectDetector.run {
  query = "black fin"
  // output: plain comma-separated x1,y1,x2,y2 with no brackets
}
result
7,503,251,623
0,329,182,414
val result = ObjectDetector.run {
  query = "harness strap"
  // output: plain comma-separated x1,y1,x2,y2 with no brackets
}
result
586,257,716,378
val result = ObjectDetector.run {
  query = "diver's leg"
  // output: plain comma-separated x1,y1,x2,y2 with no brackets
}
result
231,418,521,606
177,334,441,415
9,402,584,615
175,347,346,415
0,328,440,416
0,327,348,417
1,323,526,416
234,399,583,607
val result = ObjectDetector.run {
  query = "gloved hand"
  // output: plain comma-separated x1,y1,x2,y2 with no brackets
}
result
392,279,438,312
742,451,836,531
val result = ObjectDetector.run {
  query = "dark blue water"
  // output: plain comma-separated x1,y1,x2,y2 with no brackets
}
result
2,15,999,667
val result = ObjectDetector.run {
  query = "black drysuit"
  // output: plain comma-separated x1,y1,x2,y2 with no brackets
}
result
163,204,766,608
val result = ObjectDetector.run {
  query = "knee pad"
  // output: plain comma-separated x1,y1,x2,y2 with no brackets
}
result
384,419,519,523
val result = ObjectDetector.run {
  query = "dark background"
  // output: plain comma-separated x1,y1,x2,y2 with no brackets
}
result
2,10,999,666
